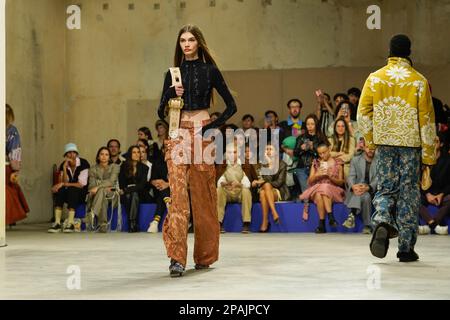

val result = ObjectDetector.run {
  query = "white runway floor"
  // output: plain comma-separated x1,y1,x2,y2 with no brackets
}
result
1,224,449,300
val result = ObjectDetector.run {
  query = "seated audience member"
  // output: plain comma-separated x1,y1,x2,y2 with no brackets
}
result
241,114,259,148
155,120,169,152
216,143,253,234
86,147,120,233
241,114,257,132
253,144,290,232
281,135,299,199
328,117,356,178
279,98,304,142
333,93,349,109
300,142,345,233
5,104,29,227
315,91,334,136
264,110,283,150
147,144,170,234
49,143,90,233
342,146,378,234
418,133,450,235
347,87,361,121
327,101,360,139
139,145,154,204
119,146,149,233
242,144,260,202
137,127,160,161
107,139,126,165
293,114,327,220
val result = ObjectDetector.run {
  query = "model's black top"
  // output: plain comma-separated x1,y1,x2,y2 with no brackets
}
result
158,59,237,132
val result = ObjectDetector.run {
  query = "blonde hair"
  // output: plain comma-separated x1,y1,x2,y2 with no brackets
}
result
6,104,15,127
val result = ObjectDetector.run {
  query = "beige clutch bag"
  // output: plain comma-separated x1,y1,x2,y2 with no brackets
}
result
421,166,432,191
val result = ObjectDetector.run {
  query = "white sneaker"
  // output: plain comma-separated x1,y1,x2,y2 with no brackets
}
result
147,220,159,233
435,225,448,235
418,225,431,235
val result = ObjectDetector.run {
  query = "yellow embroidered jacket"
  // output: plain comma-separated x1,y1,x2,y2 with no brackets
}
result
357,57,437,165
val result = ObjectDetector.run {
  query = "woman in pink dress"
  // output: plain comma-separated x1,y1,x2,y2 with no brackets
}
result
300,142,345,233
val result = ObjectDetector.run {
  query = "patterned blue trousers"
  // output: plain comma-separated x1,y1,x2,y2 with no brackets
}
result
372,146,421,253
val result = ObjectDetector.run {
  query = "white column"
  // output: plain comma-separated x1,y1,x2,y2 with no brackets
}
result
0,0,6,247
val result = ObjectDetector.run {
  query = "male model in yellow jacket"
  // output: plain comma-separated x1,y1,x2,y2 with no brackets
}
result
357,34,437,262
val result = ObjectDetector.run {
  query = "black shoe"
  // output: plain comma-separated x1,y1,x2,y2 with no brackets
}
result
241,222,251,234
48,223,62,233
327,213,338,227
220,222,226,234
315,225,326,234
128,221,138,233
370,223,390,258
169,260,185,277
397,250,419,262
63,223,75,233
194,264,210,270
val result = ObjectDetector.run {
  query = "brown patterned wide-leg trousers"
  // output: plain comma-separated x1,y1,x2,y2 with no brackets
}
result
162,120,219,267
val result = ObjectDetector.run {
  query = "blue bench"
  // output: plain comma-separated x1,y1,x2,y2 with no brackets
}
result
74,202,360,233
222,202,365,233
75,204,166,232
74,203,449,234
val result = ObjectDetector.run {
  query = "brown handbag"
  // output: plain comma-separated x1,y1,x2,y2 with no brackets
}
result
421,165,432,191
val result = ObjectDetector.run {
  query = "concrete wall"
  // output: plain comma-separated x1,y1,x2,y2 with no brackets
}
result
65,0,450,157
6,0,66,223
6,0,450,223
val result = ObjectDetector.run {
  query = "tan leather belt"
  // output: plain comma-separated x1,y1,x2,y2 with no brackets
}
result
167,67,184,139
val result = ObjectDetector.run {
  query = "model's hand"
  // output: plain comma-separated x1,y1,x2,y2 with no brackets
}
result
89,186,99,195
175,85,184,97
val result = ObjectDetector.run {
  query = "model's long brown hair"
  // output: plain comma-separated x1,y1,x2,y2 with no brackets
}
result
174,24,217,68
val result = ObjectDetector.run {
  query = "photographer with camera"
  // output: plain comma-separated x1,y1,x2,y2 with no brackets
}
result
326,101,360,140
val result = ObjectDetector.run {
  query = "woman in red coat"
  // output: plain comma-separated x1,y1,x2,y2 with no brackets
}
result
5,104,29,226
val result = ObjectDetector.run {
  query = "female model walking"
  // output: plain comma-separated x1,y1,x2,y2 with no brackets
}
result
158,24,237,277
